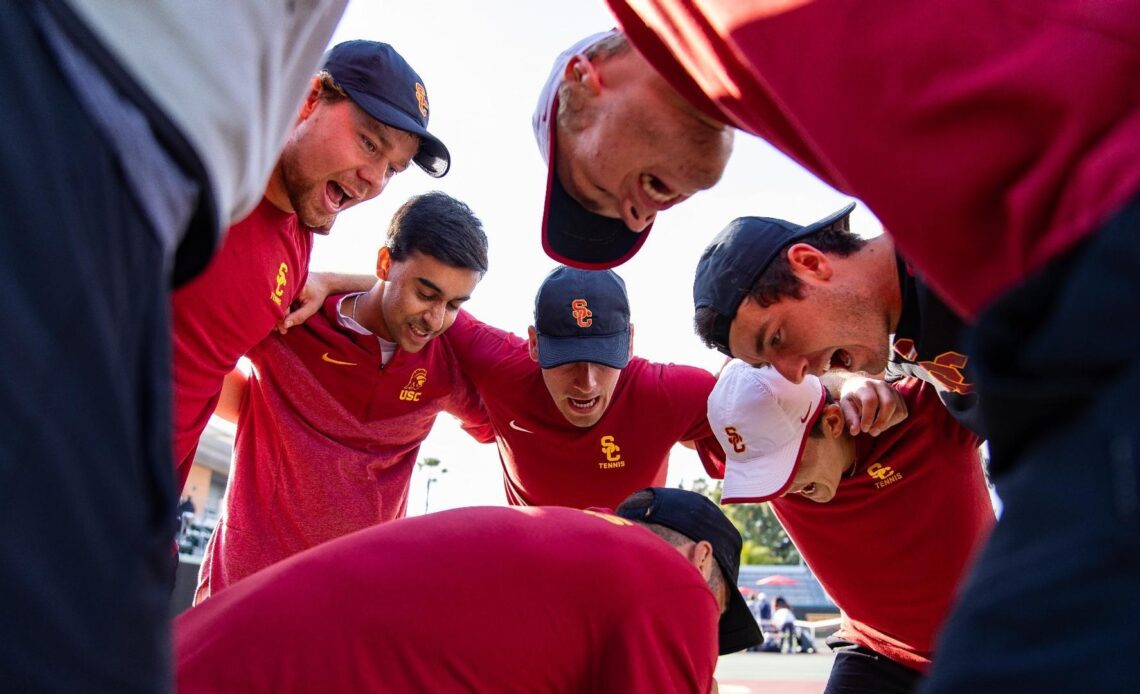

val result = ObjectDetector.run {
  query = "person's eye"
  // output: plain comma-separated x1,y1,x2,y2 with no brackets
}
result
770,330,782,348
361,136,377,153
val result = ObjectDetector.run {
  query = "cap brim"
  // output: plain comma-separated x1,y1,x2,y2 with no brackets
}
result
540,113,651,269
719,585,763,654
720,388,827,504
342,86,451,178
536,332,630,370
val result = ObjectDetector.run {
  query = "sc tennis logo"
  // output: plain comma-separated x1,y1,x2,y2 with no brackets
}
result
571,299,593,328
598,435,625,469
867,463,903,489
399,368,428,402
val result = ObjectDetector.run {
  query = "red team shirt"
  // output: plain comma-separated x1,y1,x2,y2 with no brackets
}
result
171,197,312,485
195,295,490,600
443,311,725,509
177,506,719,693
607,0,1140,318
769,379,994,671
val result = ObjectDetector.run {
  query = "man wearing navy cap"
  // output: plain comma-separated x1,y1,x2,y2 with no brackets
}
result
441,266,727,510
692,204,981,435
532,31,734,269
176,487,759,691
172,40,451,490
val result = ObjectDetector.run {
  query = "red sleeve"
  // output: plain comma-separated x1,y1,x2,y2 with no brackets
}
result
442,310,530,389
656,363,726,479
440,338,496,445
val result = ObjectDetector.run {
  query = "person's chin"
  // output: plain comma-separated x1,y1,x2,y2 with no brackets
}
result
562,410,600,428
399,339,428,354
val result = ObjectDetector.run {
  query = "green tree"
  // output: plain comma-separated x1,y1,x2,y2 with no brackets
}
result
684,479,800,565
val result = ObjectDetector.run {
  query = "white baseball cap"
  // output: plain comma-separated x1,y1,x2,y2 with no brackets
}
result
707,360,827,504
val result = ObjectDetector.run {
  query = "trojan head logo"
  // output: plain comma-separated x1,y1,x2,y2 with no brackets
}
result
571,299,593,328
399,368,428,402
724,426,746,454
892,339,974,395
270,262,288,306
414,83,429,118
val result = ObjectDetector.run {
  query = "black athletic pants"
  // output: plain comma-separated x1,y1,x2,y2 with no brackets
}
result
825,643,922,694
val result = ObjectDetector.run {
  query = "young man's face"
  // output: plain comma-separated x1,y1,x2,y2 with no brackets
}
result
781,405,853,504
555,50,732,232
728,276,891,384
376,249,480,353
276,89,420,232
527,328,628,428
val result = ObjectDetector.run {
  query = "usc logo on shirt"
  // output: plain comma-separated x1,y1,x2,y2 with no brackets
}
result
571,299,593,328
270,262,288,306
399,368,428,402
598,435,625,469
892,339,974,395
724,426,746,454
867,463,903,489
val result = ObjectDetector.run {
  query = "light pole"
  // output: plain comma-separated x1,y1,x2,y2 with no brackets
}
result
417,457,446,514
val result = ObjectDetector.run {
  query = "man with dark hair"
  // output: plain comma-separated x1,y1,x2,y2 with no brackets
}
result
693,204,980,433
172,40,450,492
193,191,489,602
442,266,726,509
176,487,759,692
707,361,993,692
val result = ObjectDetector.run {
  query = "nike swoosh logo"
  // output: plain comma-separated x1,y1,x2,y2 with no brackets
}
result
509,419,535,434
800,404,812,423
321,352,357,367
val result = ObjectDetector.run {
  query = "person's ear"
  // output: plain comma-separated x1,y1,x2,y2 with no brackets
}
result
376,247,392,280
564,54,603,96
691,539,716,579
527,326,540,363
297,76,322,121
822,403,846,439
786,244,833,283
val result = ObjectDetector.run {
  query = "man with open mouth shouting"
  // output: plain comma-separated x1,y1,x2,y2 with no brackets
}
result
171,40,450,493
441,266,727,511
693,204,982,437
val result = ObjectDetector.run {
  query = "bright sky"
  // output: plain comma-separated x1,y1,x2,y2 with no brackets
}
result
297,0,882,514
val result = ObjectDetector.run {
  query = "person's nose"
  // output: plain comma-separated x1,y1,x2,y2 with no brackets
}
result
573,363,599,391
423,302,445,333
359,161,390,201
771,354,809,384
620,199,654,232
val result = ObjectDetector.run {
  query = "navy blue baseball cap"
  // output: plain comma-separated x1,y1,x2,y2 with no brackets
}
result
615,487,762,655
534,267,631,369
693,203,856,357
324,40,450,178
